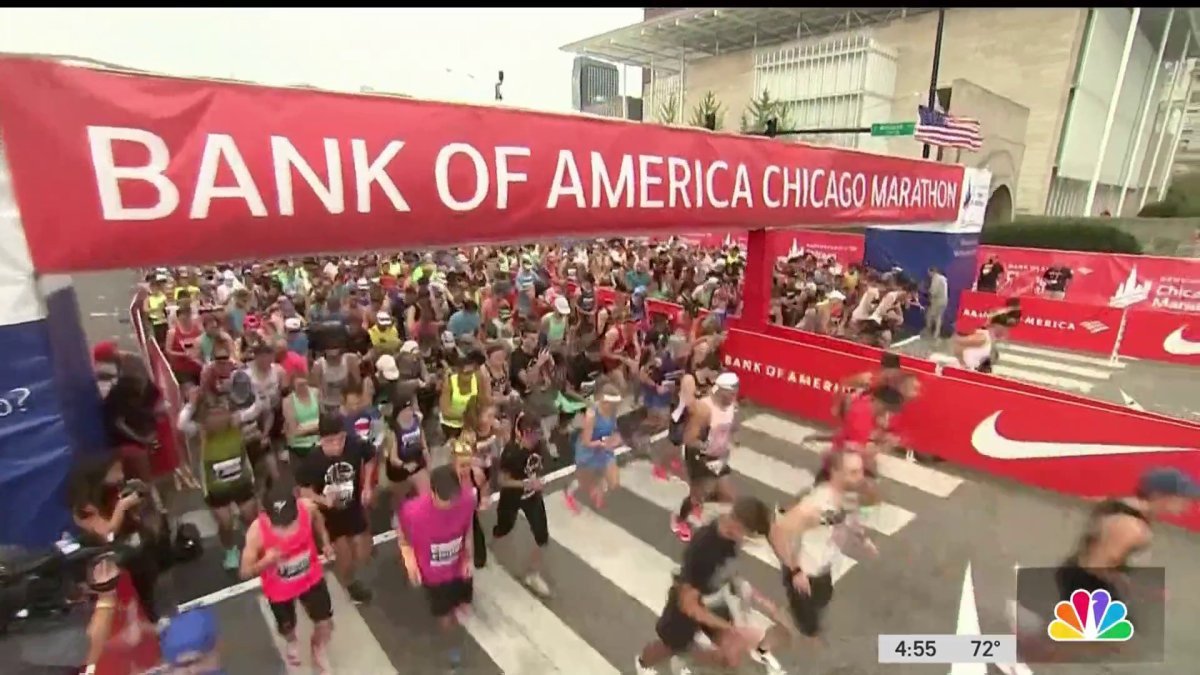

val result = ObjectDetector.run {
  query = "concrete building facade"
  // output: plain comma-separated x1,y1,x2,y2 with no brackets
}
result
563,8,1200,220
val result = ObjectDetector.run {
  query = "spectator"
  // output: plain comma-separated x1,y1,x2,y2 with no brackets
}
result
925,266,949,339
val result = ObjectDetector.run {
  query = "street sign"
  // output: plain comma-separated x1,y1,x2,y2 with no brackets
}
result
871,122,916,137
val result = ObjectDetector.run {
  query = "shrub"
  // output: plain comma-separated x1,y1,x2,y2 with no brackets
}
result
981,218,1142,254
1137,200,1179,217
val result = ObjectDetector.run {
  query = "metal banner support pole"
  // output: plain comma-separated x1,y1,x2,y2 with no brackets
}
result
1110,307,1130,364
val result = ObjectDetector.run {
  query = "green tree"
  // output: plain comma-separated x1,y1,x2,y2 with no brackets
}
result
688,91,725,129
739,88,793,133
655,92,680,125
1139,171,1200,217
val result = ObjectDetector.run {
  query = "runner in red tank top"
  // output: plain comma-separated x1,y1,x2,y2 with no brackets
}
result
241,486,335,673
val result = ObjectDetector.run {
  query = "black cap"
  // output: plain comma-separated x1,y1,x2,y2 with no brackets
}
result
318,413,345,438
429,464,462,503
872,385,905,410
265,485,299,527
880,352,901,369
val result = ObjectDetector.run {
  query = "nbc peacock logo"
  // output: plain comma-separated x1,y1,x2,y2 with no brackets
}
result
1047,589,1134,642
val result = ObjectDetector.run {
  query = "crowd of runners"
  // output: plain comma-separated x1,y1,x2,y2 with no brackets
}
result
95,235,1193,675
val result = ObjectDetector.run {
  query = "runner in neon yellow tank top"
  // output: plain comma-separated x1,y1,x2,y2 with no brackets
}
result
439,352,482,441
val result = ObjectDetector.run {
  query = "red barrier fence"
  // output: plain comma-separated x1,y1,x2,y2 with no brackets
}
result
720,326,1200,531
958,290,1200,366
128,289,182,477
977,245,1200,314
672,229,864,267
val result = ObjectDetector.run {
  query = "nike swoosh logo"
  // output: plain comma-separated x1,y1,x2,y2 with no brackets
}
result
1163,326,1200,356
971,411,1195,460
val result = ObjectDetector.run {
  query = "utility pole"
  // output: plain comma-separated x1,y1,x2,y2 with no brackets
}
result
923,9,947,160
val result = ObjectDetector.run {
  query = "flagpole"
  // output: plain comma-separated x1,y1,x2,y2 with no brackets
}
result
923,8,947,160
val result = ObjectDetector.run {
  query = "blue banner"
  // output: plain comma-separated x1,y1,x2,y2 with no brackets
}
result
863,227,980,336
0,285,105,546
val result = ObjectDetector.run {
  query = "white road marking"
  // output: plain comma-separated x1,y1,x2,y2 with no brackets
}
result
998,353,1114,380
949,562,986,675
1119,389,1145,411
727,443,916,535
742,414,963,498
990,365,1094,393
543,489,773,646
464,563,619,675
257,573,396,674
1001,343,1124,369
619,460,857,581
179,433,670,609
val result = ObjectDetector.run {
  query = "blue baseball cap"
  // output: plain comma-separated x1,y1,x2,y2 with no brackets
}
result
160,608,219,665
1138,467,1200,499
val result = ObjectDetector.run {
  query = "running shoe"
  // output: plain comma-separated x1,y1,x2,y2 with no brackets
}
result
347,580,373,604
633,656,659,675
283,640,302,666
670,514,693,542
652,464,670,481
524,572,551,597
222,546,240,571
563,490,582,515
750,647,786,674
669,457,684,481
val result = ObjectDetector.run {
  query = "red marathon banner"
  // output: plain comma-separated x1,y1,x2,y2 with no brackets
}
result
977,245,1200,314
1117,307,1200,366
957,290,1122,355
720,328,1200,531
0,57,962,273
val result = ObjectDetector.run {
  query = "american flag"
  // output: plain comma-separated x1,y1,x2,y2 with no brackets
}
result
914,105,982,151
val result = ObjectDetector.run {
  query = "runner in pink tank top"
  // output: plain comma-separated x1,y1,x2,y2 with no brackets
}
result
397,463,477,670
241,487,335,673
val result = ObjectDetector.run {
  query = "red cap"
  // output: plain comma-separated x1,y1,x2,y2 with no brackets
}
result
92,340,119,363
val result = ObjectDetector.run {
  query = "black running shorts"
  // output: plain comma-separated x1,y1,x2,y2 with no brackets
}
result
424,577,474,618
268,578,333,635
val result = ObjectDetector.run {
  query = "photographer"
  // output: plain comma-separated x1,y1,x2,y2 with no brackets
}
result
69,453,172,623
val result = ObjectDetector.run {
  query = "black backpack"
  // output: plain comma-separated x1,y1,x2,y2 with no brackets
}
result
172,523,203,564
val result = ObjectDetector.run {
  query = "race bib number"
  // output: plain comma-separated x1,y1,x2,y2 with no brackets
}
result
581,380,596,396
212,458,243,483
276,552,311,580
430,537,464,568
705,458,727,475
324,482,353,507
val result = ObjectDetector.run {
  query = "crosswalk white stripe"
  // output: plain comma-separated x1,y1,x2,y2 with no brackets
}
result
721,436,917,535
1001,342,1123,368
928,353,1095,392
257,573,396,674
463,563,619,675
742,415,963,498
998,352,1114,380
542,492,773,646
990,364,1094,393
619,460,857,582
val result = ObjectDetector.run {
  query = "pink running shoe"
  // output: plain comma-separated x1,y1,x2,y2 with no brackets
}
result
671,514,693,542
563,491,582,515
652,464,669,481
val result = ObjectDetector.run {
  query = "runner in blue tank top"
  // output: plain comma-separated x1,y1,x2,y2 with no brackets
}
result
563,383,623,514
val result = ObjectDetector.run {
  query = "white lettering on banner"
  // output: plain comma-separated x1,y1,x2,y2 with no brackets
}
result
0,387,32,418
191,134,268,219
1152,284,1200,313
89,126,180,221
963,308,1078,332
271,136,344,216
86,126,959,221
351,139,409,213
722,355,840,393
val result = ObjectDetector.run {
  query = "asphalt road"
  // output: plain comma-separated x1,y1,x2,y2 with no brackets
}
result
70,275,1200,674
894,335,1200,422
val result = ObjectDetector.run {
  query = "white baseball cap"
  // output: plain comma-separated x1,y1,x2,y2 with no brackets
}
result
715,372,740,390
554,296,571,315
375,354,401,381
283,317,302,331
399,340,419,354
827,290,846,302
375,311,393,326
